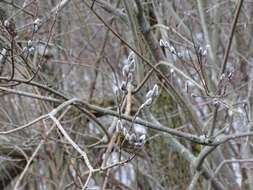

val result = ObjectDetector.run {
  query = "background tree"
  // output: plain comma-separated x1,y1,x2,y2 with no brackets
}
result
0,0,252,189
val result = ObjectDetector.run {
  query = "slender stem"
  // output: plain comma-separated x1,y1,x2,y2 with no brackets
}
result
208,0,244,137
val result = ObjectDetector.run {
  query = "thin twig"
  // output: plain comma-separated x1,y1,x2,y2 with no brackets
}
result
208,0,244,137
13,141,43,190
188,171,202,190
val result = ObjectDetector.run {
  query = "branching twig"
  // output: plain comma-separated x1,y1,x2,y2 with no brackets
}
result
208,0,244,137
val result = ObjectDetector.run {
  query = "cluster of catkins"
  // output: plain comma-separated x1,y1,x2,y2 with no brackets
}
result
116,120,146,150
4,18,41,55
114,52,160,150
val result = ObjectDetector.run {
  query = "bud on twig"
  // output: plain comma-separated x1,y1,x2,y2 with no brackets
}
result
33,18,41,33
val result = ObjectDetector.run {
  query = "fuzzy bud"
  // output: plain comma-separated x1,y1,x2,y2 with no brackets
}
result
127,73,133,83
33,18,41,33
139,134,146,143
146,90,153,99
27,40,33,48
122,64,130,77
28,47,35,54
116,120,123,132
159,39,169,47
4,20,10,28
143,98,153,107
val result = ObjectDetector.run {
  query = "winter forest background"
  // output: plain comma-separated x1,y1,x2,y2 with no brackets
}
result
0,0,252,189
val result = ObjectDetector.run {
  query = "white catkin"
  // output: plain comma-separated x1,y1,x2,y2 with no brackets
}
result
33,18,41,32
143,98,153,107
159,39,169,47
152,84,159,97
146,90,153,99
0,49,7,65
27,40,33,47
127,51,135,63
122,64,130,77
4,20,10,27
116,120,123,132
